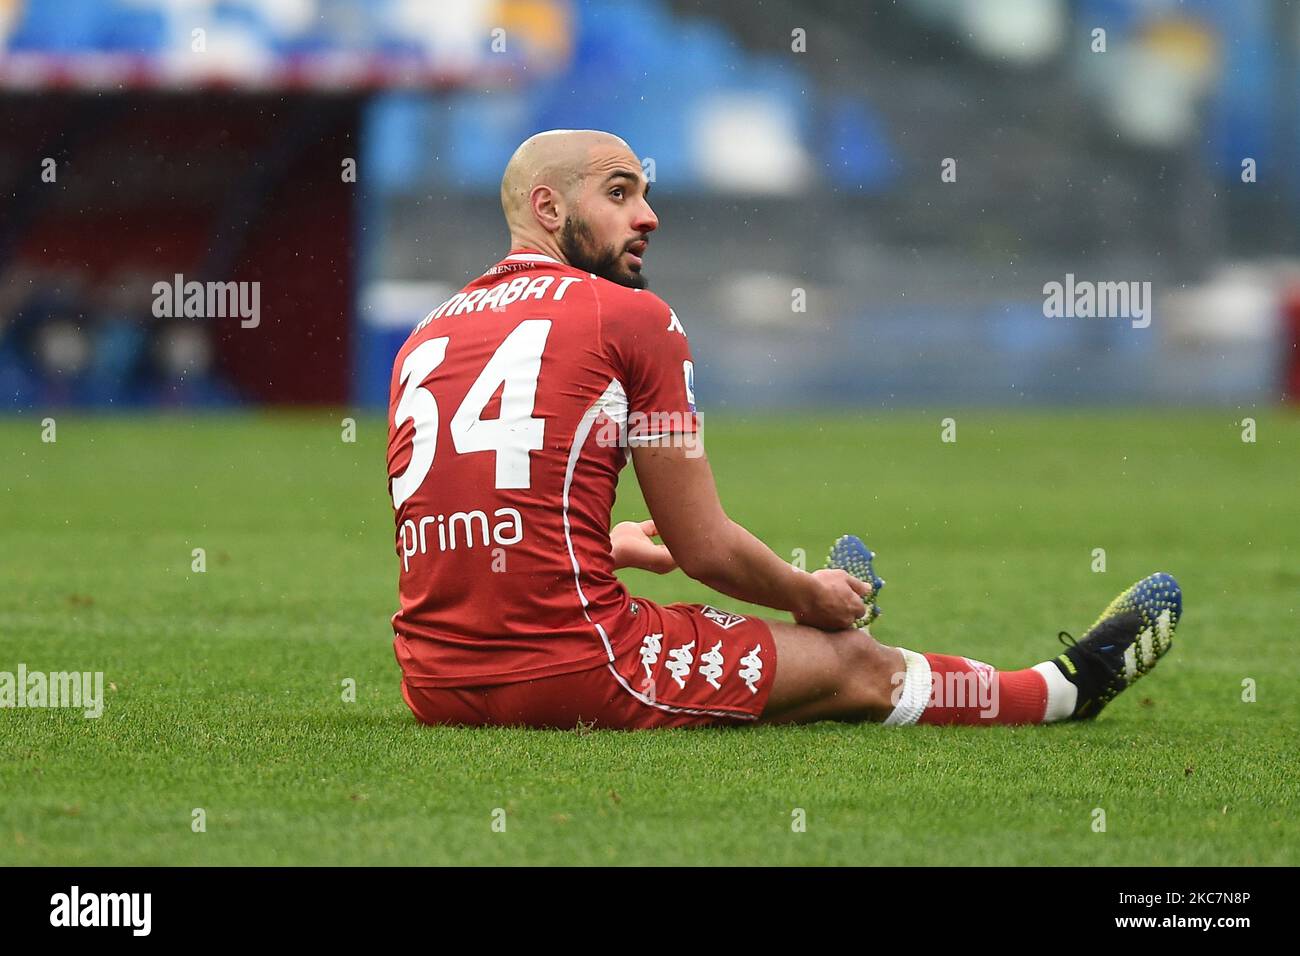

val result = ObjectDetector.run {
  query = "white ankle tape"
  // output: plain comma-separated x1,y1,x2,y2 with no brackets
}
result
1032,661,1078,722
884,647,932,726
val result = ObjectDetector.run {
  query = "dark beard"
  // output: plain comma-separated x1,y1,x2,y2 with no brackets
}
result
558,215,646,289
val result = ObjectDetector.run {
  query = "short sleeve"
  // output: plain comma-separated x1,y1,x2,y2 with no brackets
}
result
601,288,699,441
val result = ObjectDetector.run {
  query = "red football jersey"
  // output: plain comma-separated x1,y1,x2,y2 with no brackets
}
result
387,251,699,687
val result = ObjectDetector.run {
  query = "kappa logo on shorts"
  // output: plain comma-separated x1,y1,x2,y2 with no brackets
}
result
701,606,747,630
738,644,764,695
698,640,724,690
665,640,695,689
640,632,663,681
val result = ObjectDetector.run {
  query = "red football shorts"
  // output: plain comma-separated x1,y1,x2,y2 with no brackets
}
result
400,598,777,729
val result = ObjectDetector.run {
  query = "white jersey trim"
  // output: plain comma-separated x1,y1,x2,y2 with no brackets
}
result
561,378,629,661
560,379,761,723
504,252,560,263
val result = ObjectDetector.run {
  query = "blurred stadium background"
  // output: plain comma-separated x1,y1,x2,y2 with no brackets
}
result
1,0,1298,411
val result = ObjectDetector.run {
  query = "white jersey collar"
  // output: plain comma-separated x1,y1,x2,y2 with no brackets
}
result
503,252,561,264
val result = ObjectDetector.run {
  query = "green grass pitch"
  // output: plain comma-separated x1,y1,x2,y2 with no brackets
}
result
2,410,1297,866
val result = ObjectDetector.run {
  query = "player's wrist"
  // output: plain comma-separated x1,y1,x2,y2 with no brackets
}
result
787,564,818,619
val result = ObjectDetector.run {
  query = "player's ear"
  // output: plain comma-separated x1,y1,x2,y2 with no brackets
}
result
530,184,564,233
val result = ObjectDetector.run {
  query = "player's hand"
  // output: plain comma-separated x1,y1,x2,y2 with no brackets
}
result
610,519,678,574
793,568,874,631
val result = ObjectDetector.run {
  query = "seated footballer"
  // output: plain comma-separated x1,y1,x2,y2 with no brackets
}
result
386,129,1183,730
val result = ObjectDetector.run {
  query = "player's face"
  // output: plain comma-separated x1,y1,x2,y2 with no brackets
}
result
560,148,658,289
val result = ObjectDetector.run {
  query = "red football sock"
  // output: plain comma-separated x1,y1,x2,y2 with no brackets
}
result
916,654,1048,725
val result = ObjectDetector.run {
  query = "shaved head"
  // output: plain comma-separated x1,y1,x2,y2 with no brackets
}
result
500,129,632,229
501,129,659,288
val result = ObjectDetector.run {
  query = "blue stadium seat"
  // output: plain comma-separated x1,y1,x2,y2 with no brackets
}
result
7,0,108,51
821,95,894,192
97,6,168,54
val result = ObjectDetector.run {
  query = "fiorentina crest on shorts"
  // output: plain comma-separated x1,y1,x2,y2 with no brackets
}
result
701,606,746,630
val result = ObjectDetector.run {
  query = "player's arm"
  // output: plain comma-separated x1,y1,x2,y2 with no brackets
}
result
631,438,872,631
603,290,868,629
